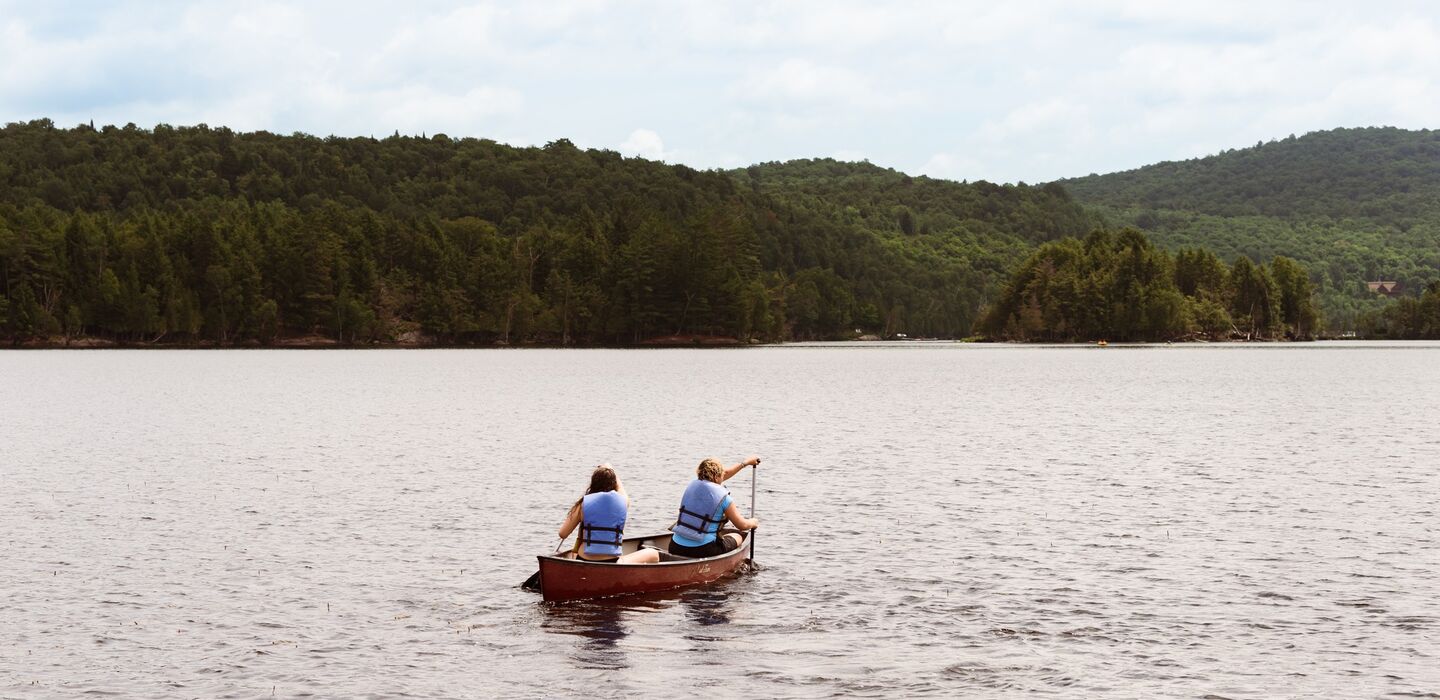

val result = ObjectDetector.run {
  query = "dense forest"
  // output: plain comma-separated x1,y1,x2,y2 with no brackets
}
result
2,121,1433,346
1358,282,1440,339
978,227,1319,342
0,120,1095,346
1059,127,1440,331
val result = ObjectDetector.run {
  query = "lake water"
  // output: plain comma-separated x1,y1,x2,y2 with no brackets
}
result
2,343,1438,698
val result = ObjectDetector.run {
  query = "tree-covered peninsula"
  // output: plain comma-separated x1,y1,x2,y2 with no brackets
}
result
978,227,1319,342
1060,127,1440,331
1359,282,1440,339
0,120,1094,346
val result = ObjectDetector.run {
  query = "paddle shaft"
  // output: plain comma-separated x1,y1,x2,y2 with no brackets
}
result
521,538,566,590
749,463,757,561
750,465,757,519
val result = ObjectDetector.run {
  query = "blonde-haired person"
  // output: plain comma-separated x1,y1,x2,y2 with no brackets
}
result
558,464,660,564
668,456,761,558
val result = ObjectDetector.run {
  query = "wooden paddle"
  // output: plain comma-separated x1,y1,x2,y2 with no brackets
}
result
521,538,564,591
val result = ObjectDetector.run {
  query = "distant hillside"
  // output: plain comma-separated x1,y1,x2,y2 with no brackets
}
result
0,120,1093,345
1058,127,1440,329
1063,127,1440,221
740,158,1091,243
734,158,1098,333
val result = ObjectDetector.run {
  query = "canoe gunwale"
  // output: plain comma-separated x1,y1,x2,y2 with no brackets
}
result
535,530,753,602
537,530,751,568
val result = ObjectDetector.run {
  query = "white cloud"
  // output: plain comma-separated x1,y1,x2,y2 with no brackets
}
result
940,4,1042,46
372,86,524,133
735,58,919,112
978,99,1085,141
3,1,1440,182
917,152,987,182
618,128,671,162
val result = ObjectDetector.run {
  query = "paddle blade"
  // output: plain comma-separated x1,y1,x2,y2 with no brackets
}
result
521,570,541,591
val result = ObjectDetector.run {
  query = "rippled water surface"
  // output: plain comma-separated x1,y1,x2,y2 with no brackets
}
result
2,344,1439,698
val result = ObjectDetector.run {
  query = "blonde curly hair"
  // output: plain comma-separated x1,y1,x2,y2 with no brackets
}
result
696,458,724,483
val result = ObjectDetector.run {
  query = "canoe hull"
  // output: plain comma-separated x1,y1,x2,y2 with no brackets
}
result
537,531,752,603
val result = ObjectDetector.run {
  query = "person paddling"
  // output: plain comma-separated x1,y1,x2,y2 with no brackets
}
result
668,456,760,558
558,464,660,564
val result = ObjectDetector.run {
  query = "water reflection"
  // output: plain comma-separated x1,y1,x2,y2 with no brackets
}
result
680,587,734,627
537,573,753,670
541,601,637,669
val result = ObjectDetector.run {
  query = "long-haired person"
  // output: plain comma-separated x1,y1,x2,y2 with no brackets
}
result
558,464,659,564
668,456,760,558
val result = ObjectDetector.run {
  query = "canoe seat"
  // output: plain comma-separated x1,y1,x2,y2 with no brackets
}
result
642,543,692,561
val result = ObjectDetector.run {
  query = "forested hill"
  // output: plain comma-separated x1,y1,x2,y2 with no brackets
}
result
1062,127,1440,221
1056,127,1440,329
0,120,1093,345
738,158,1090,242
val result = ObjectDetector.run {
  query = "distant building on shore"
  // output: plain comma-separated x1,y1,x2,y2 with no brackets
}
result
1367,281,1404,297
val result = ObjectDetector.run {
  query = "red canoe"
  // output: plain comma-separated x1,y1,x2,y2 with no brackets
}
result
536,531,753,603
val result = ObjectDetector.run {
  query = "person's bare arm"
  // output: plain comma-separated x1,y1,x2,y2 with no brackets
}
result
558,503,582,540
720,455,761,483
723,501,758,530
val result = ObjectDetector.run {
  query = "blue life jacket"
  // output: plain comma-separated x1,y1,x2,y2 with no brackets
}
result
580,491,626,557
671,479,730,546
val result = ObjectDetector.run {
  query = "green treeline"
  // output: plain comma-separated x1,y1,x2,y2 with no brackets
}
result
1062,127,1440,222
1359,282,1440,339
1060,127,1440,331
978,227,1319,341
0,120,1093,345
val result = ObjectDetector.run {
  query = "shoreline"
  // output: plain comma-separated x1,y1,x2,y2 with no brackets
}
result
0,334,1385,349
3,333,761,350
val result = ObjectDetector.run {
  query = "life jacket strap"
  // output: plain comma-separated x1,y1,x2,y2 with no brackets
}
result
676,506,725,533
579,523,623,546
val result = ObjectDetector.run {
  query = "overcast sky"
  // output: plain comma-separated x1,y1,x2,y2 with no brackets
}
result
2,1,1438,183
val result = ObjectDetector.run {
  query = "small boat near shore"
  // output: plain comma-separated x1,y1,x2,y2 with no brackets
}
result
531,531,753,603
